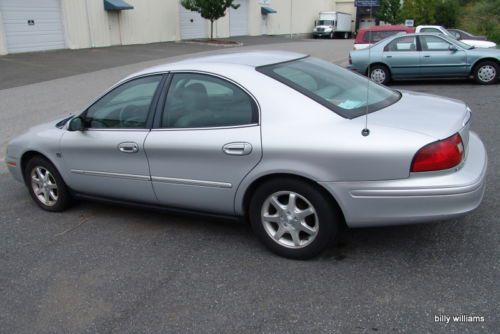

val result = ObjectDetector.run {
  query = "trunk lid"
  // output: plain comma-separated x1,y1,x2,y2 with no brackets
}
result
368,90,471,147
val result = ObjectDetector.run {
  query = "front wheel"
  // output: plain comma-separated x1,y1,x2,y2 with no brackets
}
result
369,64,391,85
474,61,498,85
249,178,340,259
329,32,334,39
25,156,71,212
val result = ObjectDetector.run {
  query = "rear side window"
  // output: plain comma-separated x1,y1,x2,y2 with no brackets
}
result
161,73,258,128
384,36,417,51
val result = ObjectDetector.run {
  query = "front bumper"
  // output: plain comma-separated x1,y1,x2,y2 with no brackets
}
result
320,132,487,227
313,32,331,37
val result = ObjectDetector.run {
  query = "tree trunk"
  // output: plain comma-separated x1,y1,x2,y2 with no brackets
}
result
210,20,214,40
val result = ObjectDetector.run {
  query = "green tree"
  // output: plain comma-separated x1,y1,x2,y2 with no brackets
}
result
401,0,437,25
377,0,402,24
434,0,460,27
181,0,240,40
460,0,500,43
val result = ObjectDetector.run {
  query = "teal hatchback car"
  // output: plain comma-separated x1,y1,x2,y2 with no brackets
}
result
349,33,500,85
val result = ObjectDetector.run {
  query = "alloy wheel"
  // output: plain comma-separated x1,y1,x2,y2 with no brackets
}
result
261,191,319,249
31,166,58,206
477,65,496,83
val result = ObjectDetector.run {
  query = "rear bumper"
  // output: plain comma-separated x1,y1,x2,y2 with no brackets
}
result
320,131,487,227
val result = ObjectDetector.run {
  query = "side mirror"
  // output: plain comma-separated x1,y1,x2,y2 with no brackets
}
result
449,45,458,52
68,116,84,131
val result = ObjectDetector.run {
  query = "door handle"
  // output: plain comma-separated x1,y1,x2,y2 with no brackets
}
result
424,55,431,58
118,142,139,153
222,142,252,156
385,55,392,58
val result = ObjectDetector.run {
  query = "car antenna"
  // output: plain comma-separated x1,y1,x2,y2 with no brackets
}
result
361,2,374,137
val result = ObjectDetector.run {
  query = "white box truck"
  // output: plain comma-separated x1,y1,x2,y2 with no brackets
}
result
313,11,352,39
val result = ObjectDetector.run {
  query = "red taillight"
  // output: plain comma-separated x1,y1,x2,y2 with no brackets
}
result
411,133,464,172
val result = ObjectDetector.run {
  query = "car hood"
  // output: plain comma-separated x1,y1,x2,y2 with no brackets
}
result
467,46,500,57
368,90,470,140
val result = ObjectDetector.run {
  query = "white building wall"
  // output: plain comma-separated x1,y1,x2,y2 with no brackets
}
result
0,11,7,55
0,0,355,54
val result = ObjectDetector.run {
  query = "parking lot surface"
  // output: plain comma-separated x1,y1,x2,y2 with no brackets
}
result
0,38,498,333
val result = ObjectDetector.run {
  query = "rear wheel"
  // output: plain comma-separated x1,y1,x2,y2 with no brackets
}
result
25,156,71,212
249,178,340,259
474,61,498,85
369,64,391,85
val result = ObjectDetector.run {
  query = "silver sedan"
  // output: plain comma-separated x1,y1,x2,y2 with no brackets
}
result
6,51,487,259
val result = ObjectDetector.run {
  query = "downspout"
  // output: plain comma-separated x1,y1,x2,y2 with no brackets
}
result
85,0,94,47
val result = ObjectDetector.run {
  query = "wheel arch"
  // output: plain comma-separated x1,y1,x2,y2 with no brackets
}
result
367,62,391,76
239,172,346,223
470,58,500,76
20,151,56,183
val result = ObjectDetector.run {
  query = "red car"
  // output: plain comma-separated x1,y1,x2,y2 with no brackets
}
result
354,25,415,50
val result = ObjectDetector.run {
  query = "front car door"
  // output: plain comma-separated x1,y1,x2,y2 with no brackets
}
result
382,35,421,78
418,35,467,77
60,75,164,203
145,72,262,215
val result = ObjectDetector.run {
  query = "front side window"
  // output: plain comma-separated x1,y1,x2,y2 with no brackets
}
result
161,73,257,128
420,35,452,51
257,57,400,119
384,36,417,51
85,75,162,129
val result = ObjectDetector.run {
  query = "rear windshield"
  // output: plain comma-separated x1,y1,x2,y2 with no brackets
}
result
257,57,401,119
362,30,406,43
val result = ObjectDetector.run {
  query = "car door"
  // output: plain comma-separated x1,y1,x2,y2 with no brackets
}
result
419,35,467,77
60,74,164,202
145,72,262,215
382,35,421,78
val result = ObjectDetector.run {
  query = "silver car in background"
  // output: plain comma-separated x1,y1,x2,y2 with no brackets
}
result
6,51,487,259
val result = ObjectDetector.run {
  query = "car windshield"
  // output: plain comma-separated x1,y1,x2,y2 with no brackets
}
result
257,57,401,119
440,34,474,49
318,20,334,26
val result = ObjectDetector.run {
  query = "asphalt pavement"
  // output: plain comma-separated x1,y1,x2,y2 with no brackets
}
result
0,37,498,333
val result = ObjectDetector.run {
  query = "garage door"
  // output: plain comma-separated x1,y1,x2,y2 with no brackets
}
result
0,0,65,53
230,0,248,36
179,4,207,40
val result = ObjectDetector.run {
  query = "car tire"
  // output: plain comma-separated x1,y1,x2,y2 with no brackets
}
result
330,32,334,39
369,64,391,85
249,177,340,260
25,156,71,212
344,32,349,39
474,61,499,85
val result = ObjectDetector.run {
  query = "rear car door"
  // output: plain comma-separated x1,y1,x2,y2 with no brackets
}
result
418,35,467,77
144,72,262,215
382,35,421,78
60,75,164,202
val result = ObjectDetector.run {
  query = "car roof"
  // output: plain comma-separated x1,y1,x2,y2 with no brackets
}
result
131,51,306,77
